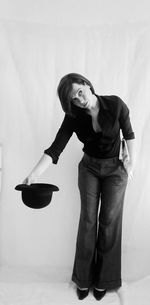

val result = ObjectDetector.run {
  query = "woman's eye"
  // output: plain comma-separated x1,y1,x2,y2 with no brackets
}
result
78,90,82,97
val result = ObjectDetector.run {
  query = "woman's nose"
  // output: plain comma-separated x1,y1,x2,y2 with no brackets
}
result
78,97,84,104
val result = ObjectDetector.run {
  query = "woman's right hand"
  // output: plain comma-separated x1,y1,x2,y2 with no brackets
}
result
23,174,37,185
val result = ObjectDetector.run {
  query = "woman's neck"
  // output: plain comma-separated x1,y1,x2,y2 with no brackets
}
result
87,95,100,117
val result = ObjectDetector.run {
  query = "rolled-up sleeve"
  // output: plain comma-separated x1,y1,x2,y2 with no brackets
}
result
44,115,74,164
119,98,135,140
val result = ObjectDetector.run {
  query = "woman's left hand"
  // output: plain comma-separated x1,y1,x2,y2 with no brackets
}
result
124,160,134,181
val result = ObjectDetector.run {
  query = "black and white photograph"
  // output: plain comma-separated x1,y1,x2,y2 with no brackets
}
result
0,0,150,304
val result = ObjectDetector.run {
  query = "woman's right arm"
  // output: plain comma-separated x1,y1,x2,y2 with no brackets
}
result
23,154,53,185
23,114,74,185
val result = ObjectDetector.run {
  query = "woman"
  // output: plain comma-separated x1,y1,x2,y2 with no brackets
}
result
23,73,135,300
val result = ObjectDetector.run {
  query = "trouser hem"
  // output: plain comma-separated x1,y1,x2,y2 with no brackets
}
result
71,275,93,289
72,275,121,290
94,279,122,290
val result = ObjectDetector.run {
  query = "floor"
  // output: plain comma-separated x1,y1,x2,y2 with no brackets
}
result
0,266,149,305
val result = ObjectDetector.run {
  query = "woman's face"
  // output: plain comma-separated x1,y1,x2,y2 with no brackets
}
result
71,83,94,110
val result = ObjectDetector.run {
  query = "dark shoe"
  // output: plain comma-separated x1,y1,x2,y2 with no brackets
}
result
77,288,89,300
93,288,106,300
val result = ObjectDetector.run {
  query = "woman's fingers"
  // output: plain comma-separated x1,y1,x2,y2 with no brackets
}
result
23,176,36,185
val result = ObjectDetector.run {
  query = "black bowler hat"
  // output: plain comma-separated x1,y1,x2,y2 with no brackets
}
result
15,183,59,209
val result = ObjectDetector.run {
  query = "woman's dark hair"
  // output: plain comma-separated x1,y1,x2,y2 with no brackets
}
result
57,73,95,117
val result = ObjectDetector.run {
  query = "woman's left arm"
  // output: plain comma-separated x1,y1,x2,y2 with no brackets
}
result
118,97,136,180
125,139,136,180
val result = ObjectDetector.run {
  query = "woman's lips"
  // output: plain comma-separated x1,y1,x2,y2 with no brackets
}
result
84,102,88,108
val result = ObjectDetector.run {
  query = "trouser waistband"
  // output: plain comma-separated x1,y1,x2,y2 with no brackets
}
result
83,153,119,165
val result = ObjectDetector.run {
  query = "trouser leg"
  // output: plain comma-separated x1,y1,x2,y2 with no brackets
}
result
94,166,128,289
72,159,101,288
72,155,128,290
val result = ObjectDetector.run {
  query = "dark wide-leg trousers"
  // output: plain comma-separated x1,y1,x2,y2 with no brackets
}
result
72,153,128,290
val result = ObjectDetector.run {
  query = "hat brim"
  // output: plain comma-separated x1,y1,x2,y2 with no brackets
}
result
15,183,59,192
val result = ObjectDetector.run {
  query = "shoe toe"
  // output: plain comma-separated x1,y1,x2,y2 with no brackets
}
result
93,288,106,300
77,288,89,300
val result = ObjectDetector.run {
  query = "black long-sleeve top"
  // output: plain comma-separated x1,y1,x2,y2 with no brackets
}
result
44,95,135,164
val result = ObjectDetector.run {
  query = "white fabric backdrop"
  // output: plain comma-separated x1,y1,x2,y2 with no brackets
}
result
0,20,150,285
